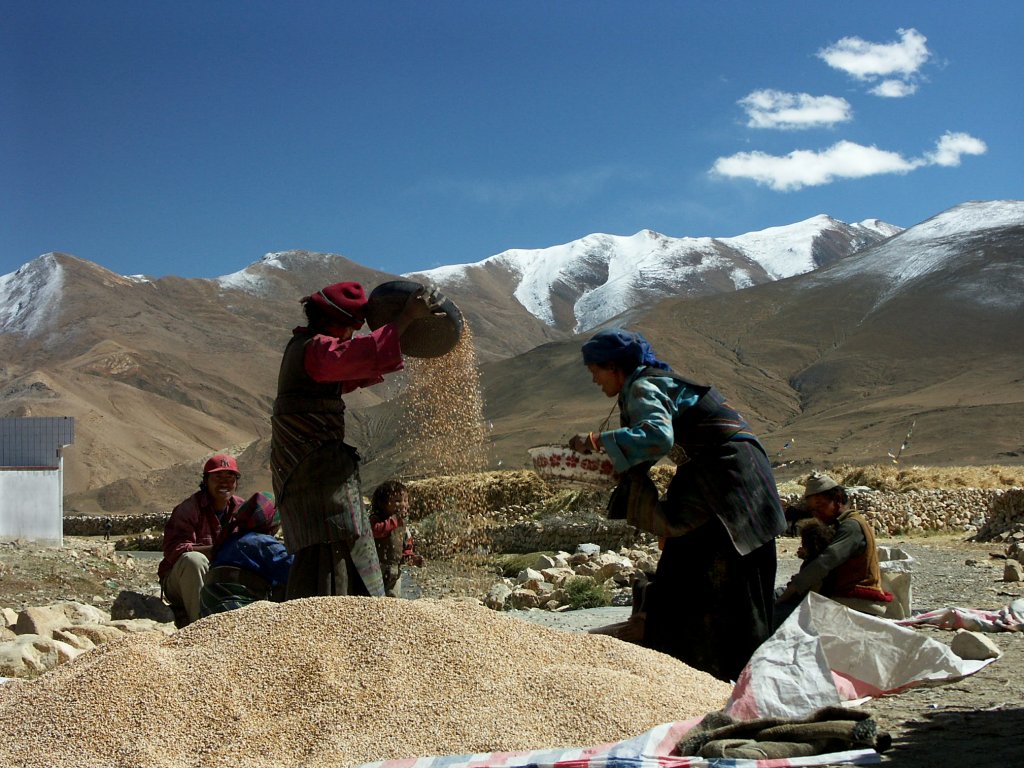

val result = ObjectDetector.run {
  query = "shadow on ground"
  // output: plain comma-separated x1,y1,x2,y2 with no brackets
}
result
884,707,1024,766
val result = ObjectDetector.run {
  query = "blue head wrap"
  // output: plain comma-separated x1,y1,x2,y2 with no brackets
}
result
581,328,670,371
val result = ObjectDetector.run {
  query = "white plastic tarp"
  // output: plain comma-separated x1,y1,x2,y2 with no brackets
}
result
725,591,994,720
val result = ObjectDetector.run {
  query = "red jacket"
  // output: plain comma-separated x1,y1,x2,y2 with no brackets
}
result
158,490,243,580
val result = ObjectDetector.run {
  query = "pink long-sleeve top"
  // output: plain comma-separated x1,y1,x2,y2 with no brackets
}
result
300,323,404,391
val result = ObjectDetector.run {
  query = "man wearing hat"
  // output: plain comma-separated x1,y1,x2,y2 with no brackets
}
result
774,471,890,626
159,452,245,626
271,281,440,599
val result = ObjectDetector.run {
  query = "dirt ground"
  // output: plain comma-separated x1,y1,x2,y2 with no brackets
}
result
1,532,1022,766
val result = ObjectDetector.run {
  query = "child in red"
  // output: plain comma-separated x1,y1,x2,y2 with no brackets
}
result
369,480,422,597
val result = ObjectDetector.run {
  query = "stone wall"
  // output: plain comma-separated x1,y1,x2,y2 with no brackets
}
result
62,514,166,537
63,485,1024,550
783,488,1016,538
973,488,1024,542
848,488,999,535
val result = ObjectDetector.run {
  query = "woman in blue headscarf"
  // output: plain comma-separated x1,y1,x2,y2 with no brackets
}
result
570,328,785,681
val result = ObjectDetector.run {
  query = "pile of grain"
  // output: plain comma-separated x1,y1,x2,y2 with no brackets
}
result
0,598,731,767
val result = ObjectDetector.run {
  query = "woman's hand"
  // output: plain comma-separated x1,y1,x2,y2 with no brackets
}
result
569,432,600,454
394,287,446,334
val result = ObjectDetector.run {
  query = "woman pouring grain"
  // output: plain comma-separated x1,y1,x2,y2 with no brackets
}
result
271,281,442,598
569,328,786,681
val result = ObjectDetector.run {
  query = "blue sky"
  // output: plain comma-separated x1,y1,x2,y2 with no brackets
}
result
3,1,1021,279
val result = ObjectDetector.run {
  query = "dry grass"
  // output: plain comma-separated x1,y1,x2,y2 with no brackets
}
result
406,470,552,521
404,462,1024,517
827,463,1024,492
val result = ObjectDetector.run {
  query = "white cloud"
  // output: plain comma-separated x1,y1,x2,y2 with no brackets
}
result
870,79,918,98
712,141,917,191
739,89,852,130
818,28,930,97
925,132,988,166
819,28,930,79
711,132,987,191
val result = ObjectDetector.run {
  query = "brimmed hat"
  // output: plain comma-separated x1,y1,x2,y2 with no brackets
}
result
203,453,240,476
804,471,840,498
305,281,367,326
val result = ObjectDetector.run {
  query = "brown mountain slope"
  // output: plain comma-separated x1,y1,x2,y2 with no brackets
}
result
4,204,1021,517
349,215,1023,485
621,220,1024,468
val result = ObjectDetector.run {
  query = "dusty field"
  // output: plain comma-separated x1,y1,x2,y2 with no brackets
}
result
1,533,1022,766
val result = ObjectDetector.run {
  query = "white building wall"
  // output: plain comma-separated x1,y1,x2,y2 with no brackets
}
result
0,468,64,544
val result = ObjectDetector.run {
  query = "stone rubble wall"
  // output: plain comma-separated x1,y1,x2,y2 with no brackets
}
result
849,488,1004,536
780,488,1016,539
63,514,166,538
63,485,1024,549
973,488,1024,542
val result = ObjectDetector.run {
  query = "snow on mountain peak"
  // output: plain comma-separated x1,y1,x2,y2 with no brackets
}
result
719,215,837,280
825,200,1024,297
856,219,902,238
216,250,343,294
895,200,1023,244
0,253,65,335
409,216,892,331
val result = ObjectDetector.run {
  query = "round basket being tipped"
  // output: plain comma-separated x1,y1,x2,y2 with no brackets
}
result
365,279,464,358
528,445,618,490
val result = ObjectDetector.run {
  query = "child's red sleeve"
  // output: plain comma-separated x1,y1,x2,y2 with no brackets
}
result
371,514,400,538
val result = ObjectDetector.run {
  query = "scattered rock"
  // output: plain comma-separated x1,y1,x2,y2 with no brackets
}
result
0,634,84,678
110,590,175,622
484,582,513,610
950,630,1001,661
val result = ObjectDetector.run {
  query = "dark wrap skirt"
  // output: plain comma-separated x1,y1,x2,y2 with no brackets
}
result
641,438,785,682
278,441,384,599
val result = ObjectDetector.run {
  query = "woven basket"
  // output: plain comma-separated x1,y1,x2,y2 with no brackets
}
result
527,445,618,490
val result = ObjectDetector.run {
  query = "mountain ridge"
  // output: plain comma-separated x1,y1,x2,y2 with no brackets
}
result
405,214,901,333
1,200,1021,516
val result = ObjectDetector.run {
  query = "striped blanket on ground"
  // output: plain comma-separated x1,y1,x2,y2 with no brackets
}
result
897,598,1024,632
356,719,879,768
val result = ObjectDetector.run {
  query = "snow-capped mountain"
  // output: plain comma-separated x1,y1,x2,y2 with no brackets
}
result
407,215,901,333
816,201,1024,310
0,253,65,335
2,200,1021,512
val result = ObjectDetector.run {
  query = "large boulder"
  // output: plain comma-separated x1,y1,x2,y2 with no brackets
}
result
0,635,84,677
14,602,110,638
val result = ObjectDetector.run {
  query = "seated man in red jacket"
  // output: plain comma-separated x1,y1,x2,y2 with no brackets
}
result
774,472,891,628
158,453,244,626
